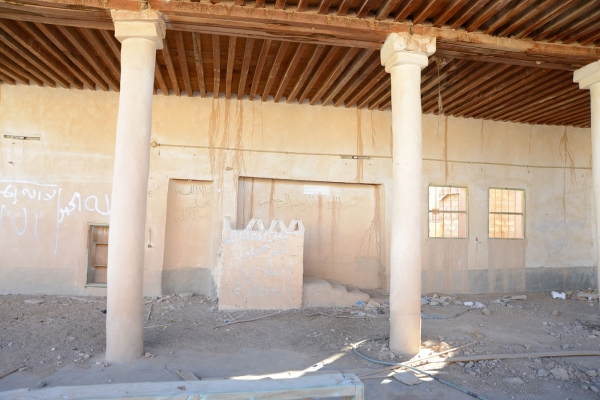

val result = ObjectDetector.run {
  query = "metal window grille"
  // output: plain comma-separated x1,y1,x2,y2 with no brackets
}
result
428,186,468,238
488,188,525,239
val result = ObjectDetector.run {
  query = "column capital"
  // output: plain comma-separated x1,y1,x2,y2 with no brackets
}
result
111,10,166,49
380,33,436,72
574,61,600,90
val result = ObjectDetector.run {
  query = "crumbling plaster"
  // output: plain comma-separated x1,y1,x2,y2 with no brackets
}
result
0,84,595,296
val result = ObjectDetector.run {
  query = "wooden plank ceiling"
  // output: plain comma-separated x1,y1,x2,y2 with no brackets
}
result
0,0,598,128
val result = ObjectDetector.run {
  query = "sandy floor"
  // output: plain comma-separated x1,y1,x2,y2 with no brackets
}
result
0,291,599,399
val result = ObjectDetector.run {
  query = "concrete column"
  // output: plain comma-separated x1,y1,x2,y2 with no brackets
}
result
574,61,600,312
106,10,165,363
381,33,435,355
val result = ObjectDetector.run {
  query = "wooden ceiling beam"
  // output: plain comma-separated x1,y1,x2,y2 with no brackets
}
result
510,95,589,125
505,89,584,121
368,91,389,110
322,49,374,106
336,0,353,16
0,62,28,85
421,61,480,104
530,106,590,125
472,78,570,119
297,0,308,12
563,20,600,45
356,75,390,108
482,0,537,34
0,41,54,87
255,0,265,8
376,0,404,21
344,68,387,107
394,0,423,22
275,0,286,10
512,0,576,39
484,81,575,120
432,0,469,26
99,30,120,61
250,39,271,100
448,0,491,30
154,64,169,95
425,63,517,113
57,25,119,90
79,28,120,85
238,37,254,100
547,8,600,42
175,31,193,97
298,46,339,104
286,44,325,103
192,32,206,97
0,21,71,88
310,47,361,105
225,36,237,99
496,0,559,37
0,69,16,85
3,0,599,64
533,1,598,40
412,0,445,25
212,34,220,98
448,67,550,115
161,34,180,96
35,23,108,90
437,63,510,106
379,97,391,110
333,61,382,107
356,0,378,19
1,56,43,86
317,0,332,14
274,42,306,102
261,40,289,101
464,0,512,32
463,70,564,118
420,59,463,94
16,20,93,89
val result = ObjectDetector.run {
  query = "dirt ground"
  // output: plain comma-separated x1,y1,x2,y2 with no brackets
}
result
0,290,599,399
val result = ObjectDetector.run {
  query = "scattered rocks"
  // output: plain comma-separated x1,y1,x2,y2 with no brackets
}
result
591,386,599,393
471,330,485,340
144,352,155,358
482,308,491,316
586,370,597,377
503,377,524,385
24,299,45,305
550,367,569,381
551,310,559,316
35,380,46,389
179,293,194,298
537,369,549,377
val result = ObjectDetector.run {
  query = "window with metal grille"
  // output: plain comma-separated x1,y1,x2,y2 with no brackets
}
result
488,188,525,239
428,186,468,238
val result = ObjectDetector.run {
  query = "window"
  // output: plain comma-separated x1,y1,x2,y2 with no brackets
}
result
428,186,468,238
488,188,525,239
86,224,109,286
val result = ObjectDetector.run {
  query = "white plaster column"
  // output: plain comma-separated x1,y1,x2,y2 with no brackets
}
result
574,61,600,311
381,33,435,355
106,10,165,363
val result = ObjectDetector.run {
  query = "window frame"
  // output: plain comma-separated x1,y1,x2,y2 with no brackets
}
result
427,185,469,239
488,187,526,240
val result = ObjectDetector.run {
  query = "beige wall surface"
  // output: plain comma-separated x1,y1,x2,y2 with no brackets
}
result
0,83,595,296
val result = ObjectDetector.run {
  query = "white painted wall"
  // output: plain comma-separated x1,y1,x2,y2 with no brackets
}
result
0,83,595,296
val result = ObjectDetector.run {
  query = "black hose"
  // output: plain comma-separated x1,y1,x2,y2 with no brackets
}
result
352,337,489,400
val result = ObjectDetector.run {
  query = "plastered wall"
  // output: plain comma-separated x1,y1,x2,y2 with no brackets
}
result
0,83,596,296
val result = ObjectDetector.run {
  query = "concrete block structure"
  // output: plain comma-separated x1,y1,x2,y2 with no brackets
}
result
219,217,304,310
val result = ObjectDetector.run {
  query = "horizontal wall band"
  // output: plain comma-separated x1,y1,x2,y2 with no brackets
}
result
155,142,592,170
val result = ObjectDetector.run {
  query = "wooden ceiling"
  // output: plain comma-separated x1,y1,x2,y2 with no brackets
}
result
0,0,598,128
